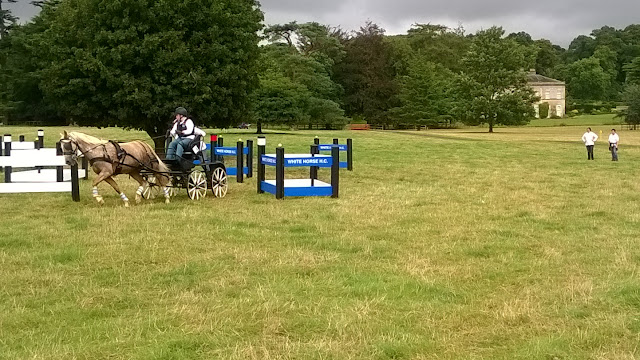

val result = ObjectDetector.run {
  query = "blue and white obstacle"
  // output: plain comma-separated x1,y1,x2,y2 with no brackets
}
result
257,137,339,199
208,135,253,183
313,137,353,171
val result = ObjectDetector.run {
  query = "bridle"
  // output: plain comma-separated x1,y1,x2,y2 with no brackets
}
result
60,138,81,165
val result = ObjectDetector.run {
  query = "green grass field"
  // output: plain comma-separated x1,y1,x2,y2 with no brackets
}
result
0,121,639,359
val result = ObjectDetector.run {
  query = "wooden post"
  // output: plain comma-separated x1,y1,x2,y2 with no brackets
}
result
347,138,353,171
331,145,339,198
246,139,253,178
276,146,285,200
56,141,63,182
71,162,80,202
4,135,11,183
257,136,266,194
236,140,244,183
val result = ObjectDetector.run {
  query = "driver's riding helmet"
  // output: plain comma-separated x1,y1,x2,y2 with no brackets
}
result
175,107,188,117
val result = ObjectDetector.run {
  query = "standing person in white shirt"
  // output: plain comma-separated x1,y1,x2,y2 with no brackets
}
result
582,127,598,160
608,129,620,161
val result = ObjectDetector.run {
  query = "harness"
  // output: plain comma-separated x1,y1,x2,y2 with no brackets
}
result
176,119,195,137
88,141,128,173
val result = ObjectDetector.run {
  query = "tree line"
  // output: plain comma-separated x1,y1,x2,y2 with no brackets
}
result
1,0,639,140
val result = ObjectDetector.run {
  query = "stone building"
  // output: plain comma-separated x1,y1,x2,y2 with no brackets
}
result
527,70,566,118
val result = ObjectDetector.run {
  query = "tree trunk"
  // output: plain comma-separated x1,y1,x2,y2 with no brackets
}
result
489,123,494,133
256,121,263,134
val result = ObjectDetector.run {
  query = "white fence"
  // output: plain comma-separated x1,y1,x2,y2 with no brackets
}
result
0,134,82,201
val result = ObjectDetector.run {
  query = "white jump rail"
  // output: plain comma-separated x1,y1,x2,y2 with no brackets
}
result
0,134,81,201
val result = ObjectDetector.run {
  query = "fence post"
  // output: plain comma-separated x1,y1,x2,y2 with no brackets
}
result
71,162,80,202
276,145,285,200
246,139,253,178
82,156,89,179
38,129,44,149
310,144,318,186
331,145,339,198
210,134,218,162
217,137,224,165
257,136,266,194
56,142,64,182
4,135,12,183
347,138,353,171
236,140,244,183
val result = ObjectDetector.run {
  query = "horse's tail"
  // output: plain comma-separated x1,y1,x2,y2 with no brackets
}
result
138,141,171,187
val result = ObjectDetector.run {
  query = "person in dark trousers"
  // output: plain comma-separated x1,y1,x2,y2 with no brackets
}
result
582,127,598,160
166,107,195,161
608,129,619,161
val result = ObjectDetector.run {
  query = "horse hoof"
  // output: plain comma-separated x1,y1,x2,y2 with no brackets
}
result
135,196,142,204
96,197,104,205
165,199,171,204
124,201,130,208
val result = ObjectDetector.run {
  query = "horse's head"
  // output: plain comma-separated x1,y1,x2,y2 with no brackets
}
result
60,131,80,166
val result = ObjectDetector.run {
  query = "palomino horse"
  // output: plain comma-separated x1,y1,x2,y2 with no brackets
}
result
60,131,171,206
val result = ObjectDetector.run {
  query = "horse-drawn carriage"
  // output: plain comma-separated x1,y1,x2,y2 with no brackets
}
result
141,135,228,201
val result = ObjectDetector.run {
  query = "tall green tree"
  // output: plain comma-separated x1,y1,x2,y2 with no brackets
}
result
36,0,263,151
624,57,640,84
616,84,640,128
456,27,537,132
565,57,612,101
334,21,398,124
0,0,17,40
391,57,455,127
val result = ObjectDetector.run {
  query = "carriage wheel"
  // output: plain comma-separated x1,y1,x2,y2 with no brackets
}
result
142,175,160,199
187,170,207,200
211,167,228,198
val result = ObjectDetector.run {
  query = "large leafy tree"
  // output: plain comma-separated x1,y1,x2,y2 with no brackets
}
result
0,0,16,40
616,84,640,128
333,21,398,124
391,57,455,127
624,57,640,84
456,27,537,132
36,0,262,151
254,23,346,130
565,57,612,101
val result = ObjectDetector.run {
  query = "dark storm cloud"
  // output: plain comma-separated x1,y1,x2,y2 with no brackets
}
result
261,0,640,47
6,0,639,47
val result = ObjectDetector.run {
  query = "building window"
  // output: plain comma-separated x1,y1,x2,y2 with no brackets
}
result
545,91,550,99
556,90,562,99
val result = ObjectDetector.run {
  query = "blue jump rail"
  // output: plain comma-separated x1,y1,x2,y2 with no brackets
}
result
207,136,253,183
314,138,353,170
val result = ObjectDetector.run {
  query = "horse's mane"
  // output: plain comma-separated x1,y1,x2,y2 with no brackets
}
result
68,132,108,146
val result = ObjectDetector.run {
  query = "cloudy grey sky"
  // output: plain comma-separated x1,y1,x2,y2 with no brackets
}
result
6,0,639,47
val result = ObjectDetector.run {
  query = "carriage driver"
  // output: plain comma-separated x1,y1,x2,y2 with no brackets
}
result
166,107,196,161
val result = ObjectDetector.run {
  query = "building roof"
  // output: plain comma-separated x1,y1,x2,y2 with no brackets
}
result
527,70,565,85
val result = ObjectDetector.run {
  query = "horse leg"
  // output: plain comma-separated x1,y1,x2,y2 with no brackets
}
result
91,169,112,205
103,176,129,208
129,172,147,204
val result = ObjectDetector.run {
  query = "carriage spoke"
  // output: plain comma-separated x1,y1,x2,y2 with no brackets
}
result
187,170,207,200
211,167,228,198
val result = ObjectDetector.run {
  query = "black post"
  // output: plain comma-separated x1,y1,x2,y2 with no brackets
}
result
276,146,285,200
257,137,265,194
236,140,244,183
310,144,318,185
71,162,80,202
331,145,339,198
38,129,44,149
347,138,353,171
314,137,320,146
217,137,224,165
19,135,24,142
210,135,218,162
246,140,253,178
4,135,11,183
56,141,63,182
333,138,339,145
